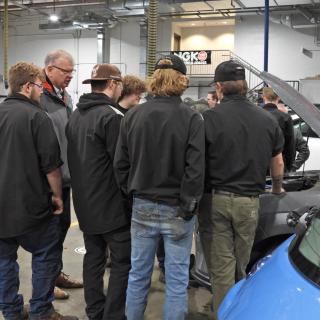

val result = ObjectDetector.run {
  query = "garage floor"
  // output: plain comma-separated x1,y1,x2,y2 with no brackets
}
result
5,209,214,320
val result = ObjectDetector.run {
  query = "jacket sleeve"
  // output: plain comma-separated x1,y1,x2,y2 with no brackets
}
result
292,129,310,171
283,116,295,171
179,113,205,214
33,112,63,174
113,117,130,195
103,114,122,163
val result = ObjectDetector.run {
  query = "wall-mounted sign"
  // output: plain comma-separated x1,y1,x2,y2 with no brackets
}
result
171,50,212,65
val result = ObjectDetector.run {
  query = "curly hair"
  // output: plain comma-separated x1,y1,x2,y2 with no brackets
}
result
118,75,146,102
148,59,189,97
9,62,45,94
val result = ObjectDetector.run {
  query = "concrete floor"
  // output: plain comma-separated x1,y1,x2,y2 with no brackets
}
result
3,209,214,320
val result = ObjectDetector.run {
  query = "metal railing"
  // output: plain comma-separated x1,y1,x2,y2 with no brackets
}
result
155,50,300,92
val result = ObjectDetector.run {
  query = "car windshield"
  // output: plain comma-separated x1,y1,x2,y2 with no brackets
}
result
290,213,320,287
299,218,320,266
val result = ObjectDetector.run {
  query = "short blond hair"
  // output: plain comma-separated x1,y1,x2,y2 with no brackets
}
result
9,62,45,94
263,87,278,102
148,59,189,96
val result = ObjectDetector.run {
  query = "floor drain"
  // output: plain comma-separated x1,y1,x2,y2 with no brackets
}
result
75,246,86,255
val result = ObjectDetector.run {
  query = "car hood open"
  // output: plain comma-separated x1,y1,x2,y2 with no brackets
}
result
260,71,320,138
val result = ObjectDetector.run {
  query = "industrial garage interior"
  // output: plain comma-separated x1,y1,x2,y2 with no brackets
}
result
1,1,320,320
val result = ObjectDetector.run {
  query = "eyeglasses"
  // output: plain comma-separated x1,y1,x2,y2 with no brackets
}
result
30,82,43,90
51,65,76,75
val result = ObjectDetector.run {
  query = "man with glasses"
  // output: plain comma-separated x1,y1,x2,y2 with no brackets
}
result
41,49,83,300
0,61,77,320
66,64,131,320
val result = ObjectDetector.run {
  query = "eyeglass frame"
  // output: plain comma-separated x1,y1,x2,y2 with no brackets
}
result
51,65,76,75
29,82,43,90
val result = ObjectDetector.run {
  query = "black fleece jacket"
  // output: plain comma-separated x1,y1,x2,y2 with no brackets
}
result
66,92,130,234
114,95,205,214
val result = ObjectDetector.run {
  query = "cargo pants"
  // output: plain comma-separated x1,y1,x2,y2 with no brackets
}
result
199,191,259,319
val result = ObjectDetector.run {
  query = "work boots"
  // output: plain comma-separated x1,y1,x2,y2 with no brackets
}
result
39,311,79,320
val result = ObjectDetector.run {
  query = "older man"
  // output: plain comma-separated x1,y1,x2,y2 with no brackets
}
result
41,49,83,299
0,62,77,320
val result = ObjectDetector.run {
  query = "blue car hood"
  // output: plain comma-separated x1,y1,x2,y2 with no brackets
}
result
219,236,320,320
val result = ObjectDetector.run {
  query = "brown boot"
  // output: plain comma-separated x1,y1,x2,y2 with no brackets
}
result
39,311,78,320
56,272,83,289
54,286,69,300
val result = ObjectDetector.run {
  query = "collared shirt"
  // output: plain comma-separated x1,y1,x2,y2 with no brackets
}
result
204,94,284,196
0,94,63,238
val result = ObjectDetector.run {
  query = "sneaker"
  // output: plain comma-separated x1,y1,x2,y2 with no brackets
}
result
54,286,69,300
56,272,83,289
39,311,78,320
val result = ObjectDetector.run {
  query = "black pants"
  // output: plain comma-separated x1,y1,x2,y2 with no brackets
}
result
83,227,131,320
60,187,71,244
157,236,165,271
58,187,71,272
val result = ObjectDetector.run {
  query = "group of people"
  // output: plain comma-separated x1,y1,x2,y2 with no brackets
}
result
0,48,307,320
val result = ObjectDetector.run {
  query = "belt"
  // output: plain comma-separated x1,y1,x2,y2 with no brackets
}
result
213,189,258,198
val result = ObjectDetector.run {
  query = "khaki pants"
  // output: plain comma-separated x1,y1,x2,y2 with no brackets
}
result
199,192,259,319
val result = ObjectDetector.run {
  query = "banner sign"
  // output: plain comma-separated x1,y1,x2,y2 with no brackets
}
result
171,50,212,65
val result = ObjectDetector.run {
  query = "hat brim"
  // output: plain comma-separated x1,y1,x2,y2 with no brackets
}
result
82,78,110,84
82,76,122,84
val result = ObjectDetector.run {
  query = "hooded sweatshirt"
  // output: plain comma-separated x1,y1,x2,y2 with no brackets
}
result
66,92,130,234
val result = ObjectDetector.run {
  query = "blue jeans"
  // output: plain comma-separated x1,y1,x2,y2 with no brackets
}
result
126,198,195,320
0,216,61,320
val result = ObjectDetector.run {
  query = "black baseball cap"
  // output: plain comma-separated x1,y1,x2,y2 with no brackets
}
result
154,54,187,75
213,60,245,82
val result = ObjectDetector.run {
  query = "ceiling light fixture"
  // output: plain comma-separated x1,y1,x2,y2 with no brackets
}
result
49,0,59,22
49,14,59,22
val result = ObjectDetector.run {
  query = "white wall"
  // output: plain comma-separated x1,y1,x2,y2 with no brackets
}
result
0,19,97,103
157,20,173,52
181,25,234,51
234,16,320,81
109,20,141,76
300,80,320,104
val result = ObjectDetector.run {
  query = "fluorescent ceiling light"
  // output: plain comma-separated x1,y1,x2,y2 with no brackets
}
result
49,14,59,22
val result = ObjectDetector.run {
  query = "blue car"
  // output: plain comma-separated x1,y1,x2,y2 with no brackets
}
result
218,208,320,320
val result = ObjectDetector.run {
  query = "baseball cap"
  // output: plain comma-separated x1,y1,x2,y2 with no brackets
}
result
83,64,122,84
154,54,187,75
213,60,245,82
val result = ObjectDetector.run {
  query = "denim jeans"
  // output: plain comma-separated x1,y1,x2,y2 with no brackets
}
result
126,197,195,320
0,216,62,320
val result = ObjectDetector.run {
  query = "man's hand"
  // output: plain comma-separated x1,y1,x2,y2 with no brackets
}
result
52,195,63,215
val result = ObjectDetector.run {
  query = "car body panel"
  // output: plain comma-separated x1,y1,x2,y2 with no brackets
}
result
218,236,320,320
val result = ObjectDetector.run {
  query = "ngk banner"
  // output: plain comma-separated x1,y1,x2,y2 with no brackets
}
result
171,50,212,65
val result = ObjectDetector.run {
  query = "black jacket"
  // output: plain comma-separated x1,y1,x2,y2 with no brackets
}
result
66,92,130,234
40,76,73,186
0,94,62,238
263,103,295,171
114,95,205,214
